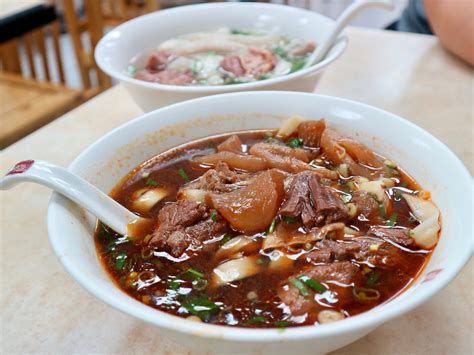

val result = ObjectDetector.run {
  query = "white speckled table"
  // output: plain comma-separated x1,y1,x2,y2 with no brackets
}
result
1,27,472,354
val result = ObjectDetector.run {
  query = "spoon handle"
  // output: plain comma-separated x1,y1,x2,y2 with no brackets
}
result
304,0,394,68
0,159,141,235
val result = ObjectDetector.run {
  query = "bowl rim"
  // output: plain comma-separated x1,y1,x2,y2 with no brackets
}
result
47,91,473,342
94,2,348,93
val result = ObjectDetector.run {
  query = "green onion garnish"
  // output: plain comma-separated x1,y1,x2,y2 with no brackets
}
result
287,137,304,149
272,47,287,58
290,58,307,73
127,65,137,75
289,277,310,297
178,168,190,182
274,320,291,328
353,287,381,302
366,271,381,288
256,257,268,265
340,193,352,204
182,298,220,320
119,275,126,287
168,279,181,291
146,178,159,186
299,275,326,293
247,315,266,324
281,215,298,224
220,233,234,244
386,212,398,227
384,159,397,169
114,252,127,270
186,268,204,279
378,203,387,219
267,218,278,234
210,209,217,222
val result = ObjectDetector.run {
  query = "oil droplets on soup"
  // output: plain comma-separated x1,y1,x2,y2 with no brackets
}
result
128,28,316,86
95,116,441,328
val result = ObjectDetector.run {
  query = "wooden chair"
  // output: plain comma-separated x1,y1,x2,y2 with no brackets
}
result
0,4,82,148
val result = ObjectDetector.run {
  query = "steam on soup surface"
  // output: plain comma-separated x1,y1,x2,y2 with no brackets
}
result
95,116,441,328
129,28,316,86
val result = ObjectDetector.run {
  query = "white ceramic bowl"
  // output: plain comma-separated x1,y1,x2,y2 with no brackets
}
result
47,92,472,354
94,3,347,112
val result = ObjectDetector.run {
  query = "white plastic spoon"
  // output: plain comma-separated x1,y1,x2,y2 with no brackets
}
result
303,0,395,68
0,159,149,236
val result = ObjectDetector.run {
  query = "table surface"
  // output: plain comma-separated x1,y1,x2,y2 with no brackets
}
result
1,27,473,354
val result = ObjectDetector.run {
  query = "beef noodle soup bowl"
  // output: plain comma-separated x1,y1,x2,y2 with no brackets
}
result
47,92,472,354
94,3,347,112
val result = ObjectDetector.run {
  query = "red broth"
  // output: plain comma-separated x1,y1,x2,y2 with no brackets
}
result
95,127,437,328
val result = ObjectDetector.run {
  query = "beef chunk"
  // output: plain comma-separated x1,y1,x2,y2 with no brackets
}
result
185,162,251,193
279,172,349,227
278,262,359,316
319,239,361,259
368,226,413,246
351,190,379,219
297,120,326,148
145,49,172,71
149,200,228,256
303,249,332,263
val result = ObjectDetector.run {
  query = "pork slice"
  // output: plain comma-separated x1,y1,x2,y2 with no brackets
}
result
146,49,173,71
279,172,349,227
221,55,245,77
368,226,413,246
278,262,359,316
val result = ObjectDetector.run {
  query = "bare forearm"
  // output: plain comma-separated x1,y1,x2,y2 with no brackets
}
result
424,0,474,65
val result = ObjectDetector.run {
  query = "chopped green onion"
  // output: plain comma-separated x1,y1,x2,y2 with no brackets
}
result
340,193,352,204
384,159,397,169
119,275,126,287
272,47,287,58
168,279,181,291
366,271,381,288
289,277,310,297
114,252,127,270
127,65,137,75
290,58,307,73
267,218,279,234
274,320,291,328
299,275,326,293
210,209,217,222
220,233,234,244
185,268,204,279
386,212,398,227
182,298,220,320
230,29,259,36
378,203,387,219
353,287,381,302
192,278,209,291
281,215,298,224
247,315,267,324
287,137,304,148
256,257,268,265
146,178,159,186
178,168,190,182
400,182,408,188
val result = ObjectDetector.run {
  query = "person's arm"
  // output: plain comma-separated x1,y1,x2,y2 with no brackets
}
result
424,0,474,66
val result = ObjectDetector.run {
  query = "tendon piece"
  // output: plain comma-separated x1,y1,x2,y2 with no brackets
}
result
194,151,266,172
210,170,285,234
217,135,243,153
249,142,309,171
338,138,388,172
297,119,326,148
320,129,375,178
279,172,348,227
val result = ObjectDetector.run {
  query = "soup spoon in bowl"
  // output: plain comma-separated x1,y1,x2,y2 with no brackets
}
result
304,0,395,68
0,159,149,236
